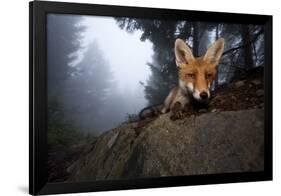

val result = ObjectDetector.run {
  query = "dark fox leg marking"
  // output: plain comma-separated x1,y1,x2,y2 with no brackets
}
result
139,104,163,120
170,102,184,120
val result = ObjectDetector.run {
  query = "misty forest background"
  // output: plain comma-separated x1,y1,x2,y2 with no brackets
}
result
47,14,264,153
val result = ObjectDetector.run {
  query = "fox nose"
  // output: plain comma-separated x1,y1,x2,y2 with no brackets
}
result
200,91,208,100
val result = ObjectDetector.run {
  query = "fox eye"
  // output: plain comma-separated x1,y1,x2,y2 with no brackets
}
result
206,73,213,79
186,73,195,79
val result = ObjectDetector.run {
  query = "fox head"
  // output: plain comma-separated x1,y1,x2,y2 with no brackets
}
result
175,38,224,103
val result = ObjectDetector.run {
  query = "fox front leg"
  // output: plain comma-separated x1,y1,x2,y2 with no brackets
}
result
161,87,178,114
170,102,184,120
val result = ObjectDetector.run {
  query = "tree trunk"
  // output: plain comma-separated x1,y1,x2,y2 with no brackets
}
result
192,22,200,57
214,24,220,90
241,25,253,70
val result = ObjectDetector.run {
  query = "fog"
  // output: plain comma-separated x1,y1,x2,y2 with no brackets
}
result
46,13,265,184
47,14,264,136
81,16,153,93
47,14,154,135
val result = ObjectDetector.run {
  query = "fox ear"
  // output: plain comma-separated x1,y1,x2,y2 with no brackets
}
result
175,39,195,67
203,38,224,65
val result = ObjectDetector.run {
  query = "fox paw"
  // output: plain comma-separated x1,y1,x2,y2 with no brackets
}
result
170,102,185,120
170,111,184,120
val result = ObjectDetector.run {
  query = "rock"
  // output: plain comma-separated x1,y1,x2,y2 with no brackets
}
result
234,80,245,88
198,109,208,113
251,79,262,86
107,131,119,149
211,108,217,112
256,89,264,97
68,109,264,182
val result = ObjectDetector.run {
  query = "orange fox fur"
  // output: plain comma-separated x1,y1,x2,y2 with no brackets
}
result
161,38,225,113
140,38,224,119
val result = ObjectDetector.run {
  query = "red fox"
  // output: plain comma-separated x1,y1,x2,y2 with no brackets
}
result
139,38,224,119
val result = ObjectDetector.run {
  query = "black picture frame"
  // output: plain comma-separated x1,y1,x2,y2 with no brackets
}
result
29,1,273,195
